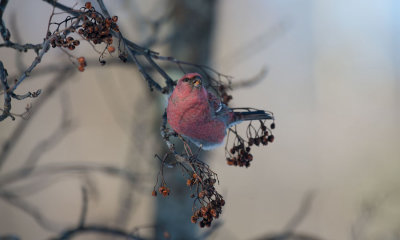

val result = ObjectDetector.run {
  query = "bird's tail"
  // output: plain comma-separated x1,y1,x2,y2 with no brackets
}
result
230,110,273,126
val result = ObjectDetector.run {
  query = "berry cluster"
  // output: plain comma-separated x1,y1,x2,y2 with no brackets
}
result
227,144,253,167
187,173,224,228
49,2,119,49
248,122,275,146
76,9,119,46
191,197,225,228
158,123,225,228
226,120,275,168
152,185,170,197
48,2,120,70
50,35,80,50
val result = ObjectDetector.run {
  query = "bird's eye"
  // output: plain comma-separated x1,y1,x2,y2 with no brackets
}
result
183,78,189,82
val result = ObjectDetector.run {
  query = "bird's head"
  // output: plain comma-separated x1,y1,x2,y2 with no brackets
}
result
177,73,203,90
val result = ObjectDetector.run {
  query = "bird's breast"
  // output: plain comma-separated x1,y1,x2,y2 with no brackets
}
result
167,90,227,146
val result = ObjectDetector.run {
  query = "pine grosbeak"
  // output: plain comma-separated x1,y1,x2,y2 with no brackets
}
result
167,73,273,150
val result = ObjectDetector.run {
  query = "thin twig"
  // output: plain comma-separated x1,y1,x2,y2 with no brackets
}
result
78,187,88,228
0,163,141,187
10,39,50,92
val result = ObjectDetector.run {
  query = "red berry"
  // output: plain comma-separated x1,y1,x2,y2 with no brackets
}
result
107,45,115,53
85,2,92,9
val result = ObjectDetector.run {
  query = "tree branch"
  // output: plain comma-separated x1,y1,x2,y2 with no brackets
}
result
0,0,42,52
0,190,61,232
0,61,13,121
0,0,10,41
55,225,146,240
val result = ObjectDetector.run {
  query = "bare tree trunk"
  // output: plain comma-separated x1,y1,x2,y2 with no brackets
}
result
155,0,218,239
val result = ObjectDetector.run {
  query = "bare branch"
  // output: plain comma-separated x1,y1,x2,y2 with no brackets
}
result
55,225,146,240
284,192,315,231
42,0,79,17
0,190,62,232
253,192,322,240
0,0,42,52
0,163,141,188
0,235,20,240
10,39,50,92
0,0,10,41
0,42,42,53
78,187,88,228
230,67,268,90
0,61,13,121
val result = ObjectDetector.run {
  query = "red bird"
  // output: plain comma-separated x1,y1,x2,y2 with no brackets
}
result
167,73,273,150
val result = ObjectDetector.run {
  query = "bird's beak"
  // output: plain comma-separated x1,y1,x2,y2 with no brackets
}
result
193,78,202,88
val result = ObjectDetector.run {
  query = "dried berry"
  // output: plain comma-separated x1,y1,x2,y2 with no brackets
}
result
85,2,92,9
191,215,198,223
199,221,205,228
158,186,170,197
186,179,192,186
198,191,205,199
77,57,87,71
107,45,115,53
248,138,254,146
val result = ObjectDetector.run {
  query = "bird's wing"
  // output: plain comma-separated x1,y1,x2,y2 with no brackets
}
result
207,91,233,123
207,92,222,113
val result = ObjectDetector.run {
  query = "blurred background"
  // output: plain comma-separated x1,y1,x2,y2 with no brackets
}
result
0,0,399,239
